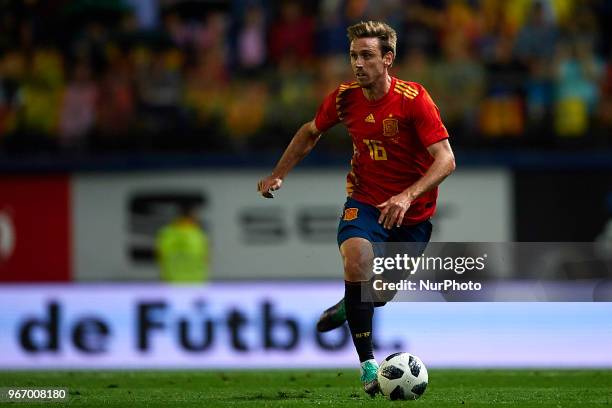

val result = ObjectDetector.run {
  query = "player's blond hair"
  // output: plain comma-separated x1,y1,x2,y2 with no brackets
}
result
347,21,397,57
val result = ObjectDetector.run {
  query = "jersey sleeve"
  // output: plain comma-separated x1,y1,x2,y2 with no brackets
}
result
411,87,449,147
314,87,340,132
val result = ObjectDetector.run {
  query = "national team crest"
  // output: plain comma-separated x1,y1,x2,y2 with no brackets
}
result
343,208,359,221
382,117,399,137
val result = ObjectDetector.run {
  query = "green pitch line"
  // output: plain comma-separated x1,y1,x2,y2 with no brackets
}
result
0,369,610,407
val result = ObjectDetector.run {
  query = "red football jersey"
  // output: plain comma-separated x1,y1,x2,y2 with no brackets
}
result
314,77,449,225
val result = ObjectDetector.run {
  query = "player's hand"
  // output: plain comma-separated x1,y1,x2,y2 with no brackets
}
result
376,192,414,229
257,175,283,199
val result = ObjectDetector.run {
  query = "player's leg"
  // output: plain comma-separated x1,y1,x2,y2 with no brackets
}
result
340,236,380,395
317,199,387,333
317,218,432,331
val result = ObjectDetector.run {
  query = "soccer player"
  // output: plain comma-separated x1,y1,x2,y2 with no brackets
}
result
257,21,455,395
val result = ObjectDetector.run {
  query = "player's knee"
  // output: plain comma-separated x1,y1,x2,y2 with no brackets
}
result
342,252,373,281
340,238,374,282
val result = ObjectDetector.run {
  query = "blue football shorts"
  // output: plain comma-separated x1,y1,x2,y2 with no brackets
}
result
337,197,432,253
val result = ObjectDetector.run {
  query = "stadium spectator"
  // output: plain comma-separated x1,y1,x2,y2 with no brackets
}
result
59,61,98,151
16,48,64,152
479,36,527,138
93,48,136,151
268,1,315,64
135,48,185,149
400,1,440,58
513,1,558,64
237,5,267,73
315,0,349,56
430,32,485,143
224,79,270,150
554,39,605,138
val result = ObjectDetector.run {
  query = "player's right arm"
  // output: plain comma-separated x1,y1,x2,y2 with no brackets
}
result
257,120,321,197
258,85,341,198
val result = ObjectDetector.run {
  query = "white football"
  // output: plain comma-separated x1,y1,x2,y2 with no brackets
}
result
377,352,429,400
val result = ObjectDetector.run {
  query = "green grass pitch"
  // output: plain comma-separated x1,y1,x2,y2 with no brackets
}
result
1,369,611,407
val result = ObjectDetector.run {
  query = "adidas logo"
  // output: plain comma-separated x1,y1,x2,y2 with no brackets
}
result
365,113,375,123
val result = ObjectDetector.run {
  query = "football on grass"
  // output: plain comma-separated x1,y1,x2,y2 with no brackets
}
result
377,352,428,400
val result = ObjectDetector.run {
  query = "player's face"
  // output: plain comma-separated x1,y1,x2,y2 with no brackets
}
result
349,37,391,88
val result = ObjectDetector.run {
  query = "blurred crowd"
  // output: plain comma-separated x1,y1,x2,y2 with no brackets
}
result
0,0,611,156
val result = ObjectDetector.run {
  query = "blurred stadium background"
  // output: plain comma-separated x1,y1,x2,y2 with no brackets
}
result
0,0,611,371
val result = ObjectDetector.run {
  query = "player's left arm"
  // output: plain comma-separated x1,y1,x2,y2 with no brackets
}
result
377,139,455,229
